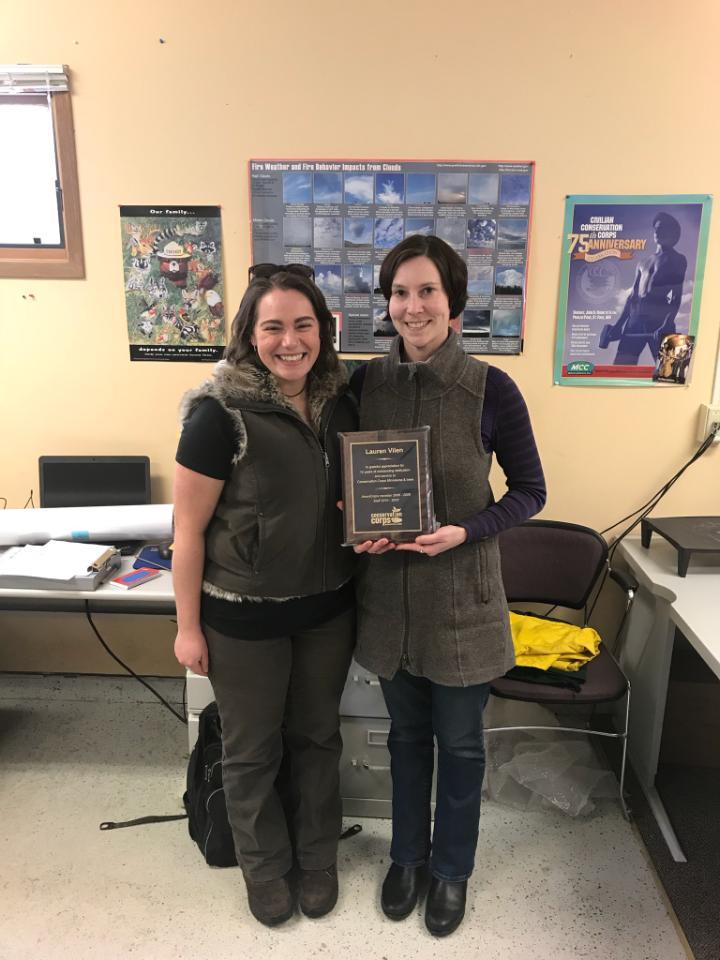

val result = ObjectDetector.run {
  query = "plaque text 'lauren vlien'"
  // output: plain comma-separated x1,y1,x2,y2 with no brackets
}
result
339,427,436,545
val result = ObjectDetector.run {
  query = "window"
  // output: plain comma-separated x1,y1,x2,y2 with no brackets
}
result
0,64,84,278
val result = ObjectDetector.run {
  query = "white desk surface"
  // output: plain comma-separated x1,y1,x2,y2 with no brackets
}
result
619,537,720,678
0,556,175,611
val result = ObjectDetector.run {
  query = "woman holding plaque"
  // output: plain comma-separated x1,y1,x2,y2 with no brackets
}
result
351,235,546,937
173,265,356,927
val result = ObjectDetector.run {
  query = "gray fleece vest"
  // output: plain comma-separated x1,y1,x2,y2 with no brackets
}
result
354,331,514,686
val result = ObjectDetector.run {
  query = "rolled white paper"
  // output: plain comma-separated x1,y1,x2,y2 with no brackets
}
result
0,504,174,546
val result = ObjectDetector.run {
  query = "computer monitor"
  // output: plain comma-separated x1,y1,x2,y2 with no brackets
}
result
39,456,151,508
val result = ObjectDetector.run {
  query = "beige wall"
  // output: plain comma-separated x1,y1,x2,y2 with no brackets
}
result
1,0,719,673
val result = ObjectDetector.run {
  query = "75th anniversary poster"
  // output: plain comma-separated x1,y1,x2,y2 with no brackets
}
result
554,195,712,386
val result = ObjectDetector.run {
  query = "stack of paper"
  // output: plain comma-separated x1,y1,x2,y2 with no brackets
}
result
0,540,119,590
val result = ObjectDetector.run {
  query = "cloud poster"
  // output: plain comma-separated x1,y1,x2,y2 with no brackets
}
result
249,159,534,355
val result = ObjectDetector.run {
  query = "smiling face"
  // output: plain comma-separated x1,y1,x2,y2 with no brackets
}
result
251,288,321,391
388,255,452,362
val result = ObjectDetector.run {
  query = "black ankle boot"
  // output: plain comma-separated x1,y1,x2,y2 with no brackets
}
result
425,876,467,937
381,863,424,920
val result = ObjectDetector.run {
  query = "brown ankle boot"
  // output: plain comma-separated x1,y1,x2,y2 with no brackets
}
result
244,874,294,926
298,864,338,918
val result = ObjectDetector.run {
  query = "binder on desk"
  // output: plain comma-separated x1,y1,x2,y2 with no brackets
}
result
132,545,172,572
0,540,121,591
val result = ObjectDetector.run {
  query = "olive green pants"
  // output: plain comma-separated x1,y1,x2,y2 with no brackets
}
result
204,607,355,881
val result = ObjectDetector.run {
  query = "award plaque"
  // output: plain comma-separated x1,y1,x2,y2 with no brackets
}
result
339,428,436,545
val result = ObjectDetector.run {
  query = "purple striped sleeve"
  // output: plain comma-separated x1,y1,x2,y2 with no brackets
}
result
458,366,546,542
349,362,546,542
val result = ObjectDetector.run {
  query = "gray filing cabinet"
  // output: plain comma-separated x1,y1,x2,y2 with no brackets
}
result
186,658,393,818
338,662,391,818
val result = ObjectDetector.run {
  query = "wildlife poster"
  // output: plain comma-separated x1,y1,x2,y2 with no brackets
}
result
249,159,534,356
554,195,712,386
120,205,225,361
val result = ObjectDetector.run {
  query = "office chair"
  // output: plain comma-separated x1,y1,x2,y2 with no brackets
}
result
486,520,638,820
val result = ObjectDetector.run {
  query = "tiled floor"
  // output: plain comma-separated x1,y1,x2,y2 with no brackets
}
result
0,675,690,960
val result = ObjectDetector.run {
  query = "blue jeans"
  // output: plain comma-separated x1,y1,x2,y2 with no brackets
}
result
380,670,491,882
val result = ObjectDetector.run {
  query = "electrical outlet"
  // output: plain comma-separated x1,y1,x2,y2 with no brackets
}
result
697,404,720,443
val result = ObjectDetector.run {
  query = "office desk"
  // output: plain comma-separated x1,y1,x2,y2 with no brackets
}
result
618,537,720,862
0,556,175,615
0,558,393,816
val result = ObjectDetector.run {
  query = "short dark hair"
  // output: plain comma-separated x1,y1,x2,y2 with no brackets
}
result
378,235,468,319
225,271,339,376
653,212,681,247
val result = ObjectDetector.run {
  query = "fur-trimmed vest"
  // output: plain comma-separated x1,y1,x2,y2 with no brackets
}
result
180,359,357,601
354,331,515,686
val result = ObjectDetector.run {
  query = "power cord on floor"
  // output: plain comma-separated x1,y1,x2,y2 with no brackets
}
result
586,424,719,622
83,601,187,725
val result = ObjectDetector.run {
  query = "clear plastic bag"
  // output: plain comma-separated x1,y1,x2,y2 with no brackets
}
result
483,700,618,817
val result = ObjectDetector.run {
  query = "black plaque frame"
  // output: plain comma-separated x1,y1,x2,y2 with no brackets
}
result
339,427,436,545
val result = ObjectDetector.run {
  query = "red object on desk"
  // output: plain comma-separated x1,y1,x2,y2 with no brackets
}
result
110,567,162,589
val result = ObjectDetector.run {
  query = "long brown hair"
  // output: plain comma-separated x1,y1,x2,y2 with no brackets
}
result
224,272,339,376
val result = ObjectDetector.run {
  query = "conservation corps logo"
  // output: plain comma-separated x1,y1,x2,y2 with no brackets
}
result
578,259,620,302
567,360,595,375
370,506,402,526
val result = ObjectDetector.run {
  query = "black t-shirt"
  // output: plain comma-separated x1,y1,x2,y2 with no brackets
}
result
176,397,353,640
176,396,236,480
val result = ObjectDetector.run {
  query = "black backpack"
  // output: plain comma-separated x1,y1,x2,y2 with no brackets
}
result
183,701,237,867
100,700,360,864
100,700,237,867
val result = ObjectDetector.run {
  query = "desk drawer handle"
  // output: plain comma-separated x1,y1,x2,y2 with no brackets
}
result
351,758,391,772
352,674,381,687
